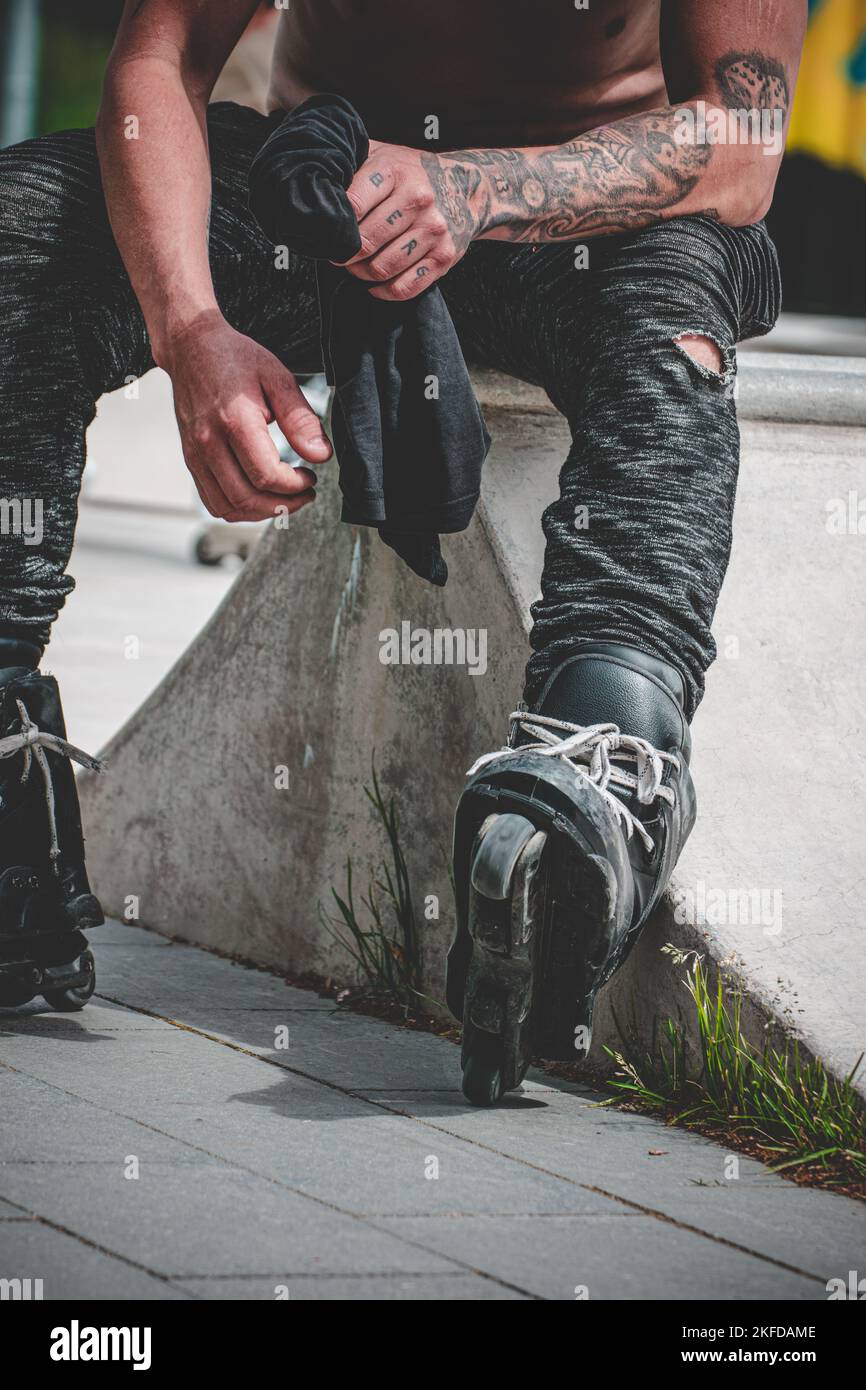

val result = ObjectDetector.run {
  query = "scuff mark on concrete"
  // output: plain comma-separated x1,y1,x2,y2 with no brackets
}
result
329,533,363,660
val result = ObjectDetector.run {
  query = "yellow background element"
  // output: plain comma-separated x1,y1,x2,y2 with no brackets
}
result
788,0,866,177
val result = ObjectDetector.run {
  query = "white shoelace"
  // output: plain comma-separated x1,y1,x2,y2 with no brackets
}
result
468,712,680,853
0,700,104,873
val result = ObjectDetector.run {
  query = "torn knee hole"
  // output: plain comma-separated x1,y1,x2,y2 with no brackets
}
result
673,331,733,383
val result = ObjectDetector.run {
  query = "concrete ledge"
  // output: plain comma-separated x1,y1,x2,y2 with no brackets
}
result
473,353,866,428
739,312,866,359
79,359,866,1099
736,351,866,427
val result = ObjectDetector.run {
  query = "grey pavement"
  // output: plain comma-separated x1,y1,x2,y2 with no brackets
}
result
1,920,863,1302
50,502,234,755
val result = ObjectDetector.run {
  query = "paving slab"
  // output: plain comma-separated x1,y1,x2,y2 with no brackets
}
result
0,996,179,1037
360,1086,866,1280
374,1214,821,1302
0,1071,212,1165
128,1084,622,1218
0,1220,190,1301
0,1162,460,1280
87,923,335,1014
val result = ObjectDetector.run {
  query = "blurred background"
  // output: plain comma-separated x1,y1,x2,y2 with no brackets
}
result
0,0,864,745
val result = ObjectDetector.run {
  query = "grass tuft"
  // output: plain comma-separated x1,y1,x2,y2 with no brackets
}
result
605,945,866,1190
318,758,436,1014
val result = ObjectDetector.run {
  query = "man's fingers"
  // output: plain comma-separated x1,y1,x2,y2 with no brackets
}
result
345,155,396,227
191,470,231,520
228,411,319,494
191,465,315,523
368,261,440,302
221,487,316,523
348,227,438,284
189,433,255,510
264,370,332,465
343,192,413,265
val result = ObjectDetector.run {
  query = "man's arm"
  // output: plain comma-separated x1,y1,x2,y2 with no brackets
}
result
343,1,805,299
96,1,331,522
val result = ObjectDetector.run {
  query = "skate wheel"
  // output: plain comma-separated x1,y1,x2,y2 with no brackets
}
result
470,814,538,900
193,534,222,567
42,949,96,1012
461,1033,504,1107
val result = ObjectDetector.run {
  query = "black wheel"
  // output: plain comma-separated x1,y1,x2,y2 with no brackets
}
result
42,949,96,1012
193,534,222,567
461,1032,504,1107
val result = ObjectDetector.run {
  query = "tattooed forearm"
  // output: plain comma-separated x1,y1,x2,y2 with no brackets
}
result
424,51,789,244
426,107,712,243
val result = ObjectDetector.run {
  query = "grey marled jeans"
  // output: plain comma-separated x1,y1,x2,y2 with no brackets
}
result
0,103,781,717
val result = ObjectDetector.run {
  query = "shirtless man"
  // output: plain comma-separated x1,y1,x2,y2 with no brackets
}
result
0,4,805,1094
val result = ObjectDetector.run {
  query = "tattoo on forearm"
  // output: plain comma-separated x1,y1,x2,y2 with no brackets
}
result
426,108,711,242
423,50,788,244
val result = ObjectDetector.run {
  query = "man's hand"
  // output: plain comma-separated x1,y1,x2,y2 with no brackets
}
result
341,141,483,301
161,313,332,522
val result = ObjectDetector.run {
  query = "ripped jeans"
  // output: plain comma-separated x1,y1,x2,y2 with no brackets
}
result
0,103,781,717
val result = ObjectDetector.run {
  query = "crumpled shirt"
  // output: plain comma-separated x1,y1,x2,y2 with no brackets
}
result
249,93,491,586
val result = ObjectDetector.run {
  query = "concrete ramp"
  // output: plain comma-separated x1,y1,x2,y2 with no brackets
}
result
79,357,866,1094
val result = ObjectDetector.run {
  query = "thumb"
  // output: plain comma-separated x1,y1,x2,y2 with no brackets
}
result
265,366,332,465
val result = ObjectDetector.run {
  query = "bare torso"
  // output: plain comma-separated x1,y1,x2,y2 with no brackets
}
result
268,0,667,147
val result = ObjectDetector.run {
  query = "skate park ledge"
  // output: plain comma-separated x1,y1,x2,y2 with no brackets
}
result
79,350,866,1099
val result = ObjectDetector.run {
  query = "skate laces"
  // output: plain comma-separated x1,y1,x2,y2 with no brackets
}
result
0,699,104,874
468,714,680,853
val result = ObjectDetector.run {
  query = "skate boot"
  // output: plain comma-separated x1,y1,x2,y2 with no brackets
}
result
0,645,104,1010
447,642,697,1105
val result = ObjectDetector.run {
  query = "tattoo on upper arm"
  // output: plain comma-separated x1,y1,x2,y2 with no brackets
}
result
715,52,790,117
